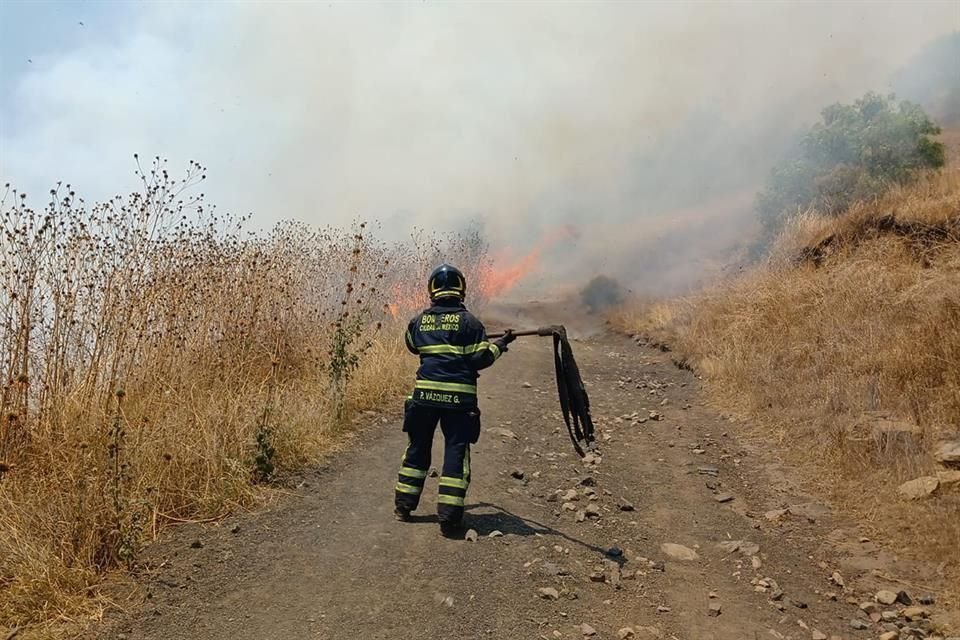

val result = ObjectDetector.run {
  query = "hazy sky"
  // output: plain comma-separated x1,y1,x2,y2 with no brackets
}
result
1,1,957,291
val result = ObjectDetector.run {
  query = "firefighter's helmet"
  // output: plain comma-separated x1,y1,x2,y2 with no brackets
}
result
428,263,466,301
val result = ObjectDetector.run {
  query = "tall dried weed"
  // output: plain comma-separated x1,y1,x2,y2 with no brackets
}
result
0,159,490,634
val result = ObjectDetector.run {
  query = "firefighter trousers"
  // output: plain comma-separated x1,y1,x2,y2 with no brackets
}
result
394,402,481,525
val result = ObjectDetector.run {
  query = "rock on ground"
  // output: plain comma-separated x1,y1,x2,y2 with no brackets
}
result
660,543,699,561
897,476,939,500
935,439,960,467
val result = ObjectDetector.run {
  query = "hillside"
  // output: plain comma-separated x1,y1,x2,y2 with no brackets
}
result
614,165,960,605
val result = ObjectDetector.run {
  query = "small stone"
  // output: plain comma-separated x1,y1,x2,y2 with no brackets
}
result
708,591,718,598
902,606,927,620
880,611,897,622
897,476,939,500
584,505,601,519
831,571,845,588
522,382,533,388
465,529,479,542
714,493,734,503
937,469,960,488
580,623,597,636
879,632,899,640
575,510,587,523
860,602,879,614
490,427,519,440
918,594,935,605
738,541,760,556
876,590,898,605
811,631,827,640
765,508,789,521
511,469,525,480
589,570,606,582
230,524,241,534
538,587,560,600
606,547,623,558
660,543,699,561
708,603,722,617
579,475,596,486
895,590,912,605
934,439,960,467
789,598,808,609
429,468,439,477
618,499,635,511
618,628,635,639
656,605,671,613
488,530,504,538
563,502,578,511
752,556,763,569
849,619,869,630
190,540,203,549
771,590,785,601
717,540,740,553
561,489,579,501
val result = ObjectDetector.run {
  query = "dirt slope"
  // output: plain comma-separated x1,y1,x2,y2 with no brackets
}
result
93,334,957,640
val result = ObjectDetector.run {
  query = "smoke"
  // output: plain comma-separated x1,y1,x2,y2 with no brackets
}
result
2,1,957,297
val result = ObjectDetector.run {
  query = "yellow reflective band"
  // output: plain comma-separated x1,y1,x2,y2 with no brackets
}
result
418,344,465,355
431,290,463,298
416,342,492,356
490,343,501,360
437,494,465,507
400,466,428,479
395,482,422,495
462,341,490,354
415,380,477,394
439,476,468,489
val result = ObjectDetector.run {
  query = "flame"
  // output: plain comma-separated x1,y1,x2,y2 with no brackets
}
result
478,224,578,299
385,280,426,320
382,225,578,318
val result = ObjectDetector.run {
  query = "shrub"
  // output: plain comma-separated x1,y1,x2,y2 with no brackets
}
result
580,275,625,313
757,92,945,234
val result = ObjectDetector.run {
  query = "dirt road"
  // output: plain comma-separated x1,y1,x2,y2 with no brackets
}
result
99,334,956,640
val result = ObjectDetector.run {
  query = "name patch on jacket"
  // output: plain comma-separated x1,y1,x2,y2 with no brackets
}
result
420,313,460,332
417,390,462,404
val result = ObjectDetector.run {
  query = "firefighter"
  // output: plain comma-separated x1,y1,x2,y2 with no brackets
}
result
394,263,515,537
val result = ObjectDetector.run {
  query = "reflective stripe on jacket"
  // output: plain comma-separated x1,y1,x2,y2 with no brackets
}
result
405,301,502,408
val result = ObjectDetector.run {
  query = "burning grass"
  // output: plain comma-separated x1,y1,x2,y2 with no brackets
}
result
0,161,489,637
613,169,960,600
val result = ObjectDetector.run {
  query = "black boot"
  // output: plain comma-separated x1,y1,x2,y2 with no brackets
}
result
439,519,464,539
394,506,411,522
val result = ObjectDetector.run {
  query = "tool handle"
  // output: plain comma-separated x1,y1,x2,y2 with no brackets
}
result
487,325,563,339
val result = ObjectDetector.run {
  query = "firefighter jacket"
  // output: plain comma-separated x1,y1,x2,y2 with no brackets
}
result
405,301,506,409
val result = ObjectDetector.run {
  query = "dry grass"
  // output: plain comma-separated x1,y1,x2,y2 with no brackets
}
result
0,161,489,637
613,169,960,600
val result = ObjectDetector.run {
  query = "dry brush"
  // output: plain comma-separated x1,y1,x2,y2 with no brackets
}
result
0,159,490,634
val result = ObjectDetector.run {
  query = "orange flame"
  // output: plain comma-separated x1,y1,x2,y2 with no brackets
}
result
478,224,578,299
383,225,577,317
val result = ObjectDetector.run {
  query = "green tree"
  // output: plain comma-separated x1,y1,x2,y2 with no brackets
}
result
757,92,945,232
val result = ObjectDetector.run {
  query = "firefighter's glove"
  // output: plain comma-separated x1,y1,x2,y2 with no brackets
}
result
494,329,516,353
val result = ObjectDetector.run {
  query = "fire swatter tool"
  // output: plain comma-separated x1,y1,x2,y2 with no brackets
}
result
487,325,596,457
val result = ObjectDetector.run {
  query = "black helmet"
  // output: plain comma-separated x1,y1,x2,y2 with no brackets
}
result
428,263,466,301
